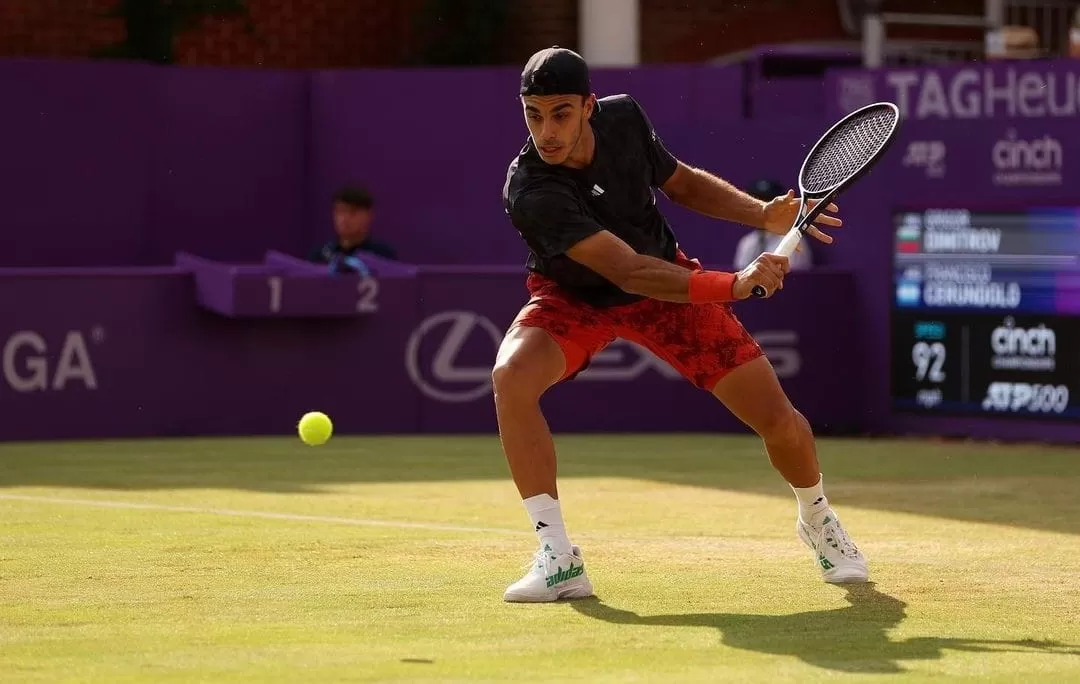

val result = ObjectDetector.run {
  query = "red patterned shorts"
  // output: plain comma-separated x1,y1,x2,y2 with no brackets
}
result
509,251,763,390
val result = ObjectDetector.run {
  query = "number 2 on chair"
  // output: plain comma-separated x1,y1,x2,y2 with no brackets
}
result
357,277,379,313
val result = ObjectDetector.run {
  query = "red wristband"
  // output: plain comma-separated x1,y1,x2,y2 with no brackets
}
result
688,270,736,304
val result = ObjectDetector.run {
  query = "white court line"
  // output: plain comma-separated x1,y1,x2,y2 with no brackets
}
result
0,494,526,537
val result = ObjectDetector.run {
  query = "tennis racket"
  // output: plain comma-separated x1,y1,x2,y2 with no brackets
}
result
751,101,902,298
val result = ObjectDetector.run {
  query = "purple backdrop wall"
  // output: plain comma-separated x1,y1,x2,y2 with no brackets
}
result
2,57,1079,442
0,61,154,267
307,64,746,266
0,62,310,268
0,264,857,441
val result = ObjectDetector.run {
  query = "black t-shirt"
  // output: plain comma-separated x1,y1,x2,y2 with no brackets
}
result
308,238,397,274
503,94,680,308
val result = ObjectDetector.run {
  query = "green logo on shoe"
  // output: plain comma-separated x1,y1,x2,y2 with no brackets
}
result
545,563,584,588
819,554,835,571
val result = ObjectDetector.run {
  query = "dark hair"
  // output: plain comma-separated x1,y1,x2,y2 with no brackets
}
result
333,185,374,209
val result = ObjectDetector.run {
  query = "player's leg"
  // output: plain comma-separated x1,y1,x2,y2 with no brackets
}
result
612,281,867,584
492,279,613,602
492,325,566,502
710,356,819,488
709,355,869,584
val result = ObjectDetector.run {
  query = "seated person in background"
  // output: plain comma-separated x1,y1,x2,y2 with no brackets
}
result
308,185,397,274
1071,7,1080,58
733,179,813,271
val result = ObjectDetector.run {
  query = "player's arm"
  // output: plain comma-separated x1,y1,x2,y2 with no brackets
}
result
628,97,769,229
660,162,769,229
565,230,787,302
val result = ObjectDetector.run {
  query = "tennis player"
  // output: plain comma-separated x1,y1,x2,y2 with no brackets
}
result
497,47,868,603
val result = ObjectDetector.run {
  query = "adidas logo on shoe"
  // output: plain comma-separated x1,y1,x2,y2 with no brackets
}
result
545,563,584,588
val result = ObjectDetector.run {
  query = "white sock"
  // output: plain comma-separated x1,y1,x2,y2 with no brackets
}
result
791,474,830,527
523,493,572,555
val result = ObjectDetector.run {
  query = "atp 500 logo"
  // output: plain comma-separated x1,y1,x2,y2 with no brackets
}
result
404,311,801,403
2,329,103,392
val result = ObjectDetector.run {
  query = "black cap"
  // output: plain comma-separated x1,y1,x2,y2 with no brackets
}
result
519,46,590,97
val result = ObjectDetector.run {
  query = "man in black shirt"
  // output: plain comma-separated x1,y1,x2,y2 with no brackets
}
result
308,185,397,274
497,47,867,603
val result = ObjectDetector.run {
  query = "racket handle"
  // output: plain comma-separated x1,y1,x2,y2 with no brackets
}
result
774,226,802,258
751,226,802,298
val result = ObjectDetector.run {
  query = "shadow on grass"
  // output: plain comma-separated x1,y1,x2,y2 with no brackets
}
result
2,434,1080,534
570,583,1080,674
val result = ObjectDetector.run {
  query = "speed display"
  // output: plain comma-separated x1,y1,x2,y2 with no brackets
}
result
890,208,1080,420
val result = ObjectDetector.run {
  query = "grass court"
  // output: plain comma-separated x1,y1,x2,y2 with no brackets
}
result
3,434,1080,682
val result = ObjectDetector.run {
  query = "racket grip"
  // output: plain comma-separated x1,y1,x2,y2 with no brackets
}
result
751,284,767,298
774,227,802,258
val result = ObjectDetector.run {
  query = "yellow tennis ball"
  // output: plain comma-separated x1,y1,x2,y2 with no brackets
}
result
297,411,333,446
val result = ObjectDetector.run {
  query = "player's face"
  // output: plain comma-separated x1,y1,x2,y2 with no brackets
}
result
522,95,595,165
333,202,372,242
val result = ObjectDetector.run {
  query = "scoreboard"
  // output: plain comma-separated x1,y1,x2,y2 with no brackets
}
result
890,208,1080,420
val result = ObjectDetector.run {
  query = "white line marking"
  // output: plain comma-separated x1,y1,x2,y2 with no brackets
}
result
0,494,525,536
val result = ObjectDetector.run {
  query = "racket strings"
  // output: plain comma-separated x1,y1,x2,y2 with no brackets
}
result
801,108,897,195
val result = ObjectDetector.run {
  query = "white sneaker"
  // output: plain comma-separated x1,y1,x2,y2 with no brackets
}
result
797,509,869,584
503,543,594,603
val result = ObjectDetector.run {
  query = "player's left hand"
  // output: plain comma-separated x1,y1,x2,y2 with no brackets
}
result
762,190,842,245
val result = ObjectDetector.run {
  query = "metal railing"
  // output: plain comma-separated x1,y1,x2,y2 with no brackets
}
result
852,0,1079,67
1003,0,1078,56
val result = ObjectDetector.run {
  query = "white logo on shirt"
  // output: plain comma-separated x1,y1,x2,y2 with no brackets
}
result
591,184,605,196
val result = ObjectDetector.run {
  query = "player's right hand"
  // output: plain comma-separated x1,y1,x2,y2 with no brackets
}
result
733,252,790,299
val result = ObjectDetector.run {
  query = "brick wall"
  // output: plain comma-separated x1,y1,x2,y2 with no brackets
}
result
642,0,845,62
0,0,123,60
0,0,987,68
0,0,425,68
494,0,578,65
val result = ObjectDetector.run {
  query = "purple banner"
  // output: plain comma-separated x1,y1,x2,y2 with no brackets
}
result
827,59,1080,122
3,58,1080,444
408,269,860,434
888,118,1077,202
0,61,155,267
146,67,310,264
0,263,859,441
0,265,421,441
0,61,308,268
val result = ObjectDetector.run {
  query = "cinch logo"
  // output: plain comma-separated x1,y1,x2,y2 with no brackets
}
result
990,317,1056,371
992,129,1063,186
1,329,102,393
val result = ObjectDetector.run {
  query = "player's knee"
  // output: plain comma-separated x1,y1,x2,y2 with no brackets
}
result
491,355,549,403
757,405,807,448
492,328,566,402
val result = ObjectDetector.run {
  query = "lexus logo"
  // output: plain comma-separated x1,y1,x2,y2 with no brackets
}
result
404,310,802,403
405,311,503,403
